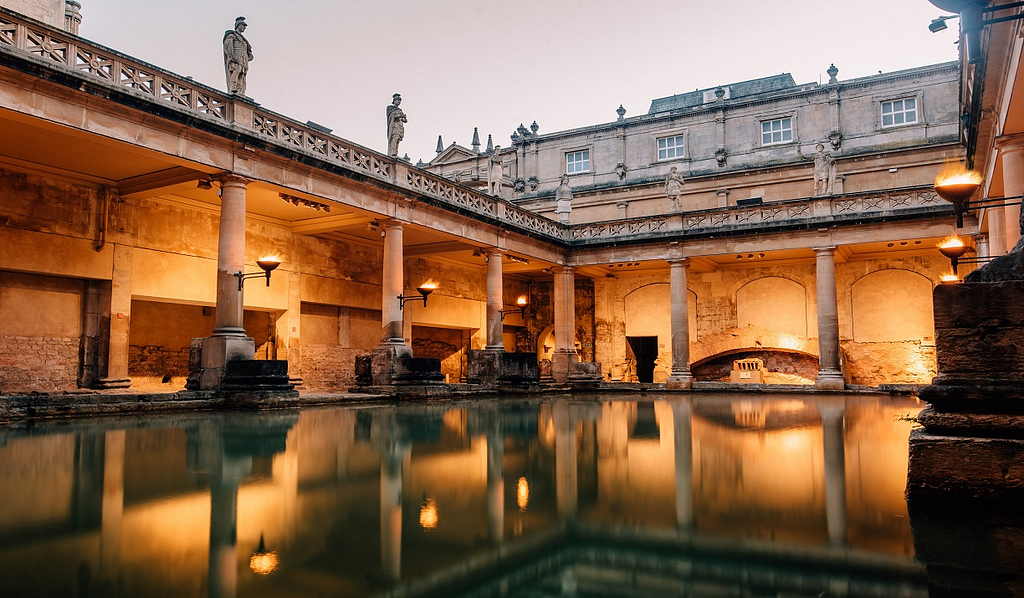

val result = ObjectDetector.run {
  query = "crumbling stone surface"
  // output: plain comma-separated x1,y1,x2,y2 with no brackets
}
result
0,335,79,393
299,345,361,390
843,341,935,385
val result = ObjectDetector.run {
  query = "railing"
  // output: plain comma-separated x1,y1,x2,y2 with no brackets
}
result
569,187,949,243
0,8,566,242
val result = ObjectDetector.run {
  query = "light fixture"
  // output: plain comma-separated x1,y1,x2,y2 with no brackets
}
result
235,256,281,290
937,235,970,274
399,280,437,309
249,533,279,575
500,295,530,321
928,1,1024,62
934,163,983,227
197,179,213,190
928,15,957,32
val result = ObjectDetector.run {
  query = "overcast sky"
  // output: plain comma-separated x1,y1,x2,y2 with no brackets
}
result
77,0,959,164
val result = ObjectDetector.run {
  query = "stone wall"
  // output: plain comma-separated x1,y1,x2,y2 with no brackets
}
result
299,345,361,390
0,335,80,393
413,326,465,383
843,340,936,385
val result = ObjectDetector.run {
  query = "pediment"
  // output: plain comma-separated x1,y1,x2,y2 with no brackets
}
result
430,144,479,165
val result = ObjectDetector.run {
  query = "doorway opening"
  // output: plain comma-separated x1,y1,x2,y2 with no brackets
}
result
626,336,658,383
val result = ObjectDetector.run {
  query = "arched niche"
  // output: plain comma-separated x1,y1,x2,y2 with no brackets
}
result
736,277,807,337
851,269,934,342
623,283,697,341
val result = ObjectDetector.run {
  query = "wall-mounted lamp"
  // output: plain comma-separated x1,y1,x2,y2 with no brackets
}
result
934,164,1024,230
928,1,1024,62
499,295,530,321
235,256,281,291
938,235,970,274
399,280,437,309
197,179,213,190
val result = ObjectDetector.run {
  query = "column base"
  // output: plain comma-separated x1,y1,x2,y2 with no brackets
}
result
551,350,577,383
665,372,693,390
194,336,256,390
370,344,413,386
93,377,132,389
815,370,846,390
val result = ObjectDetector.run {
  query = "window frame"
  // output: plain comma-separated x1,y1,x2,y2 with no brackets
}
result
760,116,795,146
565,148,591,175
656,133,687,161
880,96,919,128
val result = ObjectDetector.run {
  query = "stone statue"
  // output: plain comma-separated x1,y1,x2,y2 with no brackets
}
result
223,17,253,96
488,148,503,195
555,174,573,223
665,166,684,212
386,94,407,157
803,143,836,196
614,162,627,180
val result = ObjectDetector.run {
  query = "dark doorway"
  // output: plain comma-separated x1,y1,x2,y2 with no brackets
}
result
626,336,658,383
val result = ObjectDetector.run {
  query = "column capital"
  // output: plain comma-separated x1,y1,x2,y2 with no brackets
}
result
666,257,691,267
995,132,1024,153
381,218,405,231
813,245,838,255
215,173,250,187
484,247,504,258
551,264,574,275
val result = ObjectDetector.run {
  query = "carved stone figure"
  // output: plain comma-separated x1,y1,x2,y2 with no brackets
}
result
614,162,627,180
665,166,684,212
810,143,836,196
488,148,503,195
223,17,253,95
555,174,573,223
386,94,407,157
527,175,539,191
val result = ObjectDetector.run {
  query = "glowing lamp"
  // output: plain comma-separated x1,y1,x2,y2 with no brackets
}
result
399,280,438,309
500,295,531,321
236,255,282,290
934,164,982,227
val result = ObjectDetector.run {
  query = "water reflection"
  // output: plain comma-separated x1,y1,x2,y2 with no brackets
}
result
0,394,926,597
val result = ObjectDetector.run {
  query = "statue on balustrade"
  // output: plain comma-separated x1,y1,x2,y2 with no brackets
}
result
223,17,253,96
801,143,837,196
386,94,407,157
665,166,685,212
488,148,503,195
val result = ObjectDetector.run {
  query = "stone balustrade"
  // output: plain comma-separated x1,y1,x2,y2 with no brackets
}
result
0,8,953,250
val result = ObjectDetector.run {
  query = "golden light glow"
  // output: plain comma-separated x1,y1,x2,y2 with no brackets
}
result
516,476,529,512
419,497,438,530
516,295,529,307
934,162,983,189
249,550,279,575
418,279,439,290
940,271,960,283
257,255,281,264
937,235,965,250
256,255,282,273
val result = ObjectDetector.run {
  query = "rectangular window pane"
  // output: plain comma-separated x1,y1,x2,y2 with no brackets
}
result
882,98,918,127
762,118,792,145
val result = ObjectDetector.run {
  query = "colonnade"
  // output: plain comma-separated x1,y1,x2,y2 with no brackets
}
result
88,173,856,389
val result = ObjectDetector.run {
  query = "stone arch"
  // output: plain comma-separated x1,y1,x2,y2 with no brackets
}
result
536,325,581,361
690,325,818,366
736,276,808,337
851,269,934,342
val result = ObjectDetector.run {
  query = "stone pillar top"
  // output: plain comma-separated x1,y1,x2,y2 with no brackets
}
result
995,132,1024,151
215,173,251,186
813,245,838,254
666,257,691,266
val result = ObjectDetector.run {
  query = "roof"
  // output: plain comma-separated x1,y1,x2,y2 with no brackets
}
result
648,73,798,114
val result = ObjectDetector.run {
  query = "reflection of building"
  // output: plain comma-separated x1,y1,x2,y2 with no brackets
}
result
0,396,924,596
0,1,963,394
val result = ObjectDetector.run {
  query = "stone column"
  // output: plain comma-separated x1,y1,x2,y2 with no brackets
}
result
380,220,405,344
551,265,577,383
666,259,693,389
199,175,255,388
814,246,844,390
988,208,1007,257
975,233,990,260
95,229,132,388
672,398,694,531
485,248,504,351
820,400,848,546
996,133,1024,251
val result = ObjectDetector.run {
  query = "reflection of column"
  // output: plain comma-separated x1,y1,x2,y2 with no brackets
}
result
72,432,105,530
381,220,405,344
553,402,578,520
100,430,125,572
820,401,848,547
996,133,1024,250
380,445,405,582
551,265,577,383
671,399,694,530
666,258,693,389
213,175,249,337
487,427,505,543
814,247,844,390
485,249,504,351
209,452,251,598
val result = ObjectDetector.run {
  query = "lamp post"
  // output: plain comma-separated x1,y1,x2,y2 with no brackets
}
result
499,295,530,321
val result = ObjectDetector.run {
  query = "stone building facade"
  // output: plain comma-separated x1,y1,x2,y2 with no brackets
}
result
0,3,969,394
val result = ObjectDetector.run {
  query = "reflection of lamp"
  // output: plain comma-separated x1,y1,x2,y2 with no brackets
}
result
235,256,281,290
500,295,530,321
249,533,279,575
517,476,529,512
399,280,437,309
419,497,438,530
